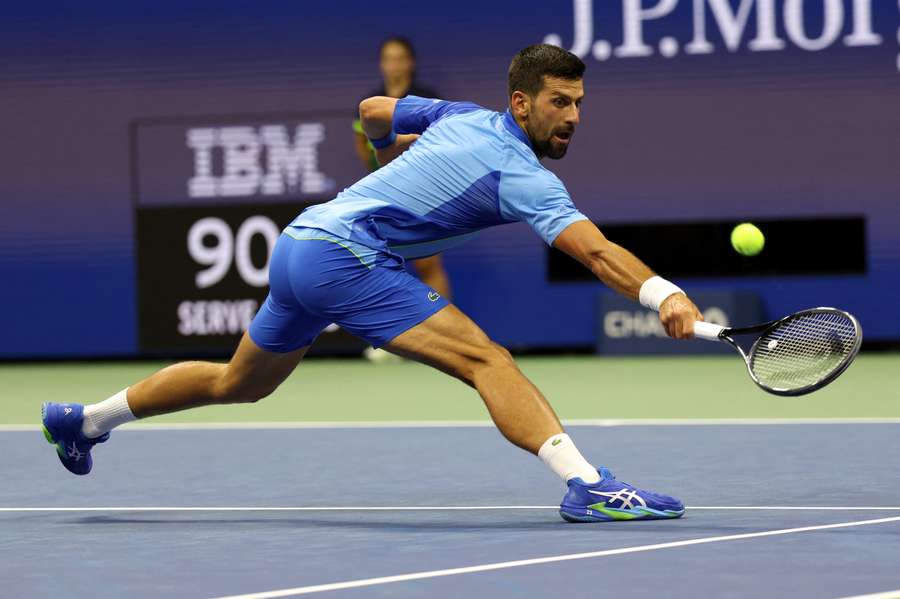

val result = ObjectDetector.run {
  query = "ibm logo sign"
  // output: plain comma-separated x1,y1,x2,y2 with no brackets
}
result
186,124,333,198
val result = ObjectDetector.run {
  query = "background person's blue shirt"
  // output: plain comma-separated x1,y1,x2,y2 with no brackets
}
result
290,95,588,262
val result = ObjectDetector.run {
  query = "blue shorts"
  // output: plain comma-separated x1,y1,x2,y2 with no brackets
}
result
249,229,449,352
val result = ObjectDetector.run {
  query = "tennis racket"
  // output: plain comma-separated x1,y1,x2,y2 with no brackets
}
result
692,307,862,396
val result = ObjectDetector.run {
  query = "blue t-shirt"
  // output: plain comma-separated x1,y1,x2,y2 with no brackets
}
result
290,95,587,262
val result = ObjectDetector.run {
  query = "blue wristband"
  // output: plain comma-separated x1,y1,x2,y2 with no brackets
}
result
369,129,396,150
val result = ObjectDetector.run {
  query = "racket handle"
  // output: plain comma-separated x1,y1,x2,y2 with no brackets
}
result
693,321,725,341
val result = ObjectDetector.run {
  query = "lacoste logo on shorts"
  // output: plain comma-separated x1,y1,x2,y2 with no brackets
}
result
427,291,440,302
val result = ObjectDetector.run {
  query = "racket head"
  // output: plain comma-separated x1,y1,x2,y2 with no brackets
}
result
745,308,862,396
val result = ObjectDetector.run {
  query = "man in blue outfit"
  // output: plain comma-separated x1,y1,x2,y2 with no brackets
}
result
43,44,703,523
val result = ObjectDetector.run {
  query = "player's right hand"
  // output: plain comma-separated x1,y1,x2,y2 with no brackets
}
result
659,293,703,340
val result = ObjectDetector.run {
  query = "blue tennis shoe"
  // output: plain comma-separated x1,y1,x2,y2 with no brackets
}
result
41,402,109,475
559,467,684,522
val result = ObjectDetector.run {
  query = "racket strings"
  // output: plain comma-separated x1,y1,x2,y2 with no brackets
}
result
749,312,858,390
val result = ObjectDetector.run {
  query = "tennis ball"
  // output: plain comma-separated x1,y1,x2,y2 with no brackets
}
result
731,223,765,256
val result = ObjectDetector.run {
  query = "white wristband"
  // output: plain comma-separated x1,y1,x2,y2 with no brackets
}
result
639,276,684,311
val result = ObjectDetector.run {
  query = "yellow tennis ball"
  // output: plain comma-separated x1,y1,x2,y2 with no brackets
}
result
731,223,765,256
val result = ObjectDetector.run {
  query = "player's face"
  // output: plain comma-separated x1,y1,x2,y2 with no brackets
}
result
524,77,584,160
380,42,415,82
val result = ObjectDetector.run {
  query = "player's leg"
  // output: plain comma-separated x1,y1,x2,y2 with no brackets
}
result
86,285,323,429
386,304,558,454
101,230,330,423
41,334,308,475
383,305,685,522
323,250,596,480
42,232,328,475
125,333,307,419
383,305,578,456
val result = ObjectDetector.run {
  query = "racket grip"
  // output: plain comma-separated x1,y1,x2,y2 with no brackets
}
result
693,321,725,341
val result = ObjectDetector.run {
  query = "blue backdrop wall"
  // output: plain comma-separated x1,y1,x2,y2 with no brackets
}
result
1,0,898,357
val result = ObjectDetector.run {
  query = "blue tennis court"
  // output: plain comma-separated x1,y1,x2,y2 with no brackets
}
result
4,422,899,598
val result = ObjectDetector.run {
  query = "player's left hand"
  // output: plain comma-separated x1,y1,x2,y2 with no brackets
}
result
659,293,703,340
375,134,420,166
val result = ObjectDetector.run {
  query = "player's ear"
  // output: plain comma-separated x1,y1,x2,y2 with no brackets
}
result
510,90,530,119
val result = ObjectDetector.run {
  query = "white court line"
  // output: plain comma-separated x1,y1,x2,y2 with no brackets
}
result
690,506,900,511
0,506,553,513
4,416,900,432
209,515,900,599
2,505,900,513
838,591,900,599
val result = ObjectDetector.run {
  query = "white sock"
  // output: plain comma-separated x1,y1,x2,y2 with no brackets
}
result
538,433,601,484
82,388,137,438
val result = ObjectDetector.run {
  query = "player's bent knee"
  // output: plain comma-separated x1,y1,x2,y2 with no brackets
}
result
491,343,515,366
462,342,517,385
479,342,515,370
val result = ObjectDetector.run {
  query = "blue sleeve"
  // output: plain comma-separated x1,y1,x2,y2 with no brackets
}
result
393,95,484,135
498,168,589,246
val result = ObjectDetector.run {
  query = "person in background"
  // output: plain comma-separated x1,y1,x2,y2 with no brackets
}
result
352,37,452,301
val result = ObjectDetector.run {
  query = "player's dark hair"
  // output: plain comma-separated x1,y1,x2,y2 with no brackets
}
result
507,44,585,99
379,36,416,61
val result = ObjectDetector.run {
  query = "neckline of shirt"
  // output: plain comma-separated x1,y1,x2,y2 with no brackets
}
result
502,109,534,152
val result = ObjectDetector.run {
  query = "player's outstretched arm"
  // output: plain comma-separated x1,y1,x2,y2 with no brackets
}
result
358,96,418,166
553,220,703,339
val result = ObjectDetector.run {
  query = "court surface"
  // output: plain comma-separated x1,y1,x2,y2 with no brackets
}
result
2,355,899,598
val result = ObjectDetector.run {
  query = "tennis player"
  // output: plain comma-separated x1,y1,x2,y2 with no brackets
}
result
43,44,703,523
